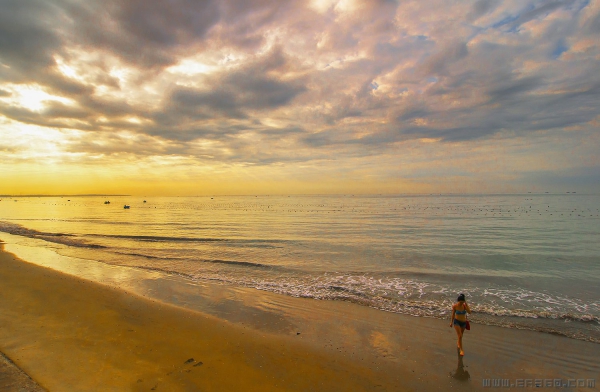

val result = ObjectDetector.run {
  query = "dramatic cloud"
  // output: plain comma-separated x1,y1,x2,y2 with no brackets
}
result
1,0,599,194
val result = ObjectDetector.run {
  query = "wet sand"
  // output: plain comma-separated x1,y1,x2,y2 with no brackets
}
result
0,242,598,391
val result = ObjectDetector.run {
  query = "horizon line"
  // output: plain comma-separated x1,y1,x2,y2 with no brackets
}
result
0,192,592,198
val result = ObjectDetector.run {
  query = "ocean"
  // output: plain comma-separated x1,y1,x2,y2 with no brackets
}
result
1,194,598,342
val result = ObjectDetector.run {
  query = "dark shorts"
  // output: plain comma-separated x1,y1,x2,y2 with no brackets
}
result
453,319,467,328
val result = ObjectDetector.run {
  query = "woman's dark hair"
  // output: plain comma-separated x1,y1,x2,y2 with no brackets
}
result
457,293,466,302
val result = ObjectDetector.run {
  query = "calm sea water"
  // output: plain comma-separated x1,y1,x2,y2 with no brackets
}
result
1,194,599,342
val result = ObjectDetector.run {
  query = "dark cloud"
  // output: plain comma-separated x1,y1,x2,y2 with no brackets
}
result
0,0,104,108
0,94,145,134
63,133,189,157
66,0,221,68
0,0,298,101
117,0,218,45
259,125,305,136
170,88,243,118
302,130,336,148
226,73,305,108
44,72,95,96
421,41,469,77
396,81,600,142
397,108,431,122
0,105,94,131
60,0,306,70
149,48,307,140
42,102,92,120
487,76,544,102
161,70,306,124
0,0,63,75
80,96,140,118
361,49,600,144
145,124,230,143
446,71,476,89
468,0,499,21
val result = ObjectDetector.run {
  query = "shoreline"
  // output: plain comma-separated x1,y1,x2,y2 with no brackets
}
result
1,223,597,344
0,351,44,391
0,244,407,391
0,240,599,391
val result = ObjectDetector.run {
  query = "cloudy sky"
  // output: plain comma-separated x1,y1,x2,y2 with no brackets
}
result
1,0,599,195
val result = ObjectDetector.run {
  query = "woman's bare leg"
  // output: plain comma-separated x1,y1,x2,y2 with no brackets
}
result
454,325,464,355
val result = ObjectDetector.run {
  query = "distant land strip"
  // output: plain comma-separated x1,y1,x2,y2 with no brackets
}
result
0,195,130,197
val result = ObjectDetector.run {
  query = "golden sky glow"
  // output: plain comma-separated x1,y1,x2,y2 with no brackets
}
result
1,0,599,195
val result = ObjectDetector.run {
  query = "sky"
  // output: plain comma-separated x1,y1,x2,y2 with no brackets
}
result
1,0,599,195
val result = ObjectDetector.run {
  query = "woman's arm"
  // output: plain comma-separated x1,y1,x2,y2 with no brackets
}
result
465,302,471,314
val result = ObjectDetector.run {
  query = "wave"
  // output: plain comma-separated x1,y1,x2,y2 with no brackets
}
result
124,266,597,329
0,221,284,251
115,252,168,260
120,262,598,343
87,233,286,247
0,221,106,249
94,234,230,242
200,258,273,269
114,251,273,269
165,271,599,343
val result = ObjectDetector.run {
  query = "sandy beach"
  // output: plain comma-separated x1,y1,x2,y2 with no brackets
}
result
0,241,598,391
3,0,600,388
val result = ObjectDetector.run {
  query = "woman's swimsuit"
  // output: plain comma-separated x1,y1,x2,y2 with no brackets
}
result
454,307,467,328
453,319,467,328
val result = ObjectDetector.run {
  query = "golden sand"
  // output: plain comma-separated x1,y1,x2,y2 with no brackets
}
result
0,246,406,391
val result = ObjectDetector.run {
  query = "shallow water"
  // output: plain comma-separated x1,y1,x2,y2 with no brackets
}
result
1,193,598,342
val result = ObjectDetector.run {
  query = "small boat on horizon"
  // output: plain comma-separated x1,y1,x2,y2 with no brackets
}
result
104,201,110,204
124,205,130,209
